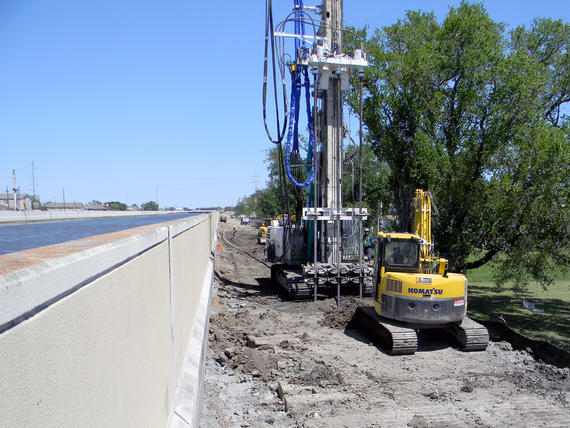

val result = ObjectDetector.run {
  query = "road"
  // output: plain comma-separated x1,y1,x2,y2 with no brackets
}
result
200,219,569,427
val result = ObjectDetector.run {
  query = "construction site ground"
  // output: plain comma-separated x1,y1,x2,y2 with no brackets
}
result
200,219,570,427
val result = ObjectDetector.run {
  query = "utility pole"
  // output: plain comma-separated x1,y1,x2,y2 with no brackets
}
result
31,160,37,200
12,170,17,211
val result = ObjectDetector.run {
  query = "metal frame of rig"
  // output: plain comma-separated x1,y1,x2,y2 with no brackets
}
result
263,0,370,303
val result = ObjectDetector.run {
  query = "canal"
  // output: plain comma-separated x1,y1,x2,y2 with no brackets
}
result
0,213,197,256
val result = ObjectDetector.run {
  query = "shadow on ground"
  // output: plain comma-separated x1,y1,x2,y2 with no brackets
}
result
468,283,569,347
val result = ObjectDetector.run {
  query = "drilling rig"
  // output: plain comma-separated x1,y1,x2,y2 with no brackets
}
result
263,0,370,301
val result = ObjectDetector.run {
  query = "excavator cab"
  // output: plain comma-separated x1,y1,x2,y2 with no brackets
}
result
373,230,468,327
382,237,420,272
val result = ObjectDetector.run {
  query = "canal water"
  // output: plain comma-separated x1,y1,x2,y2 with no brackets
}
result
0,213,197,256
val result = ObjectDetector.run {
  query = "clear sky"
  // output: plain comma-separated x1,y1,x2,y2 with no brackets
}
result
1,1,567,208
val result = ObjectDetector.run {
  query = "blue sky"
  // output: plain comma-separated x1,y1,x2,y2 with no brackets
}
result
1,1,567,208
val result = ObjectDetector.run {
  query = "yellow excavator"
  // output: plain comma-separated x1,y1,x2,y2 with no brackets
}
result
359,189,489,355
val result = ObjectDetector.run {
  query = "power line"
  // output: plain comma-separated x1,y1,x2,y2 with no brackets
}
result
30,160,38,200
252,172,260,192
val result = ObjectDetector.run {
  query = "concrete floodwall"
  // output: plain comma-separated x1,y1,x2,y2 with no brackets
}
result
0,213,217,427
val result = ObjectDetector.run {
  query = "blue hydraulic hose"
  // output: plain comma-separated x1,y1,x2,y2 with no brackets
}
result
284,0,316,188
285,68,316,188
292,0,304,153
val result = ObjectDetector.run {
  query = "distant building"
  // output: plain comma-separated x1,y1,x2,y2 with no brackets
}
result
127,204,139,211
85,203,108,211
45,202,84,211
0,193,33,211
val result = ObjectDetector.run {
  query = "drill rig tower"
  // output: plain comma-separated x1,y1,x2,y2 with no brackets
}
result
264,0,370,301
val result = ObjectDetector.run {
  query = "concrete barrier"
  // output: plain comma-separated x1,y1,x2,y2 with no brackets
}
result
0,212,217,427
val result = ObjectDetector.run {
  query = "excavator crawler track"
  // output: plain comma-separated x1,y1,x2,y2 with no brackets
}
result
445,316,489,351
355,307,418,355
356,307,489,354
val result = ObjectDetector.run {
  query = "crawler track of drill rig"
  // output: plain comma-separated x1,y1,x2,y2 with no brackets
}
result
271,263,374,299
355,307,489,355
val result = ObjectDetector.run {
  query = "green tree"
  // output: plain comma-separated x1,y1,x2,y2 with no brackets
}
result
345,2,569,288
253,146,307,221
256,186,281,218
106,201,127,211
141,201,159,211
342,140,393,229
510,18,570,127
30,194,42,210
233,195,256,216
228,143,314,220
346,10,444,232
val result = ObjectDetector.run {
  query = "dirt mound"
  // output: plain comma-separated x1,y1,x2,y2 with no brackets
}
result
217,346,278,382
208,311,249,351
319,296,366,329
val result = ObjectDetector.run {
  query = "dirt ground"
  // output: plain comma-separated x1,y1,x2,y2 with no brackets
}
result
200,219,570,427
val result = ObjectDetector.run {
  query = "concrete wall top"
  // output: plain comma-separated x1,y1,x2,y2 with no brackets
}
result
0,213,211,334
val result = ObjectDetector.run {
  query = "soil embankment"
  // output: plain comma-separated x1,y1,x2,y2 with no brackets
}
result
200,219,569,427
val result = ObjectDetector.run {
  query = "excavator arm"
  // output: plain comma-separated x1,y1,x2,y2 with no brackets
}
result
413,189,448,275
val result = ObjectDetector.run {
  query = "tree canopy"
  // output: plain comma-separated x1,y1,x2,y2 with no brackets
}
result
344,1,569,288
231,146,307,220
106,201,127,211
141,201,159,211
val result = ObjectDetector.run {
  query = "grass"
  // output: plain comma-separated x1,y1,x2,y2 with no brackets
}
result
465,263,570,351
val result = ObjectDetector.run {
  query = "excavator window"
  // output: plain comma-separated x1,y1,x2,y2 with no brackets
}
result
383,239,419,271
